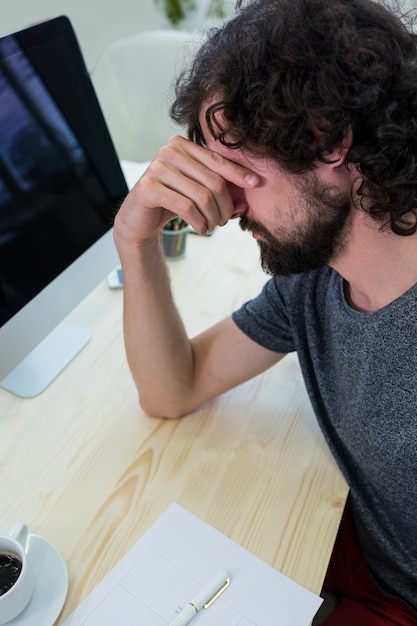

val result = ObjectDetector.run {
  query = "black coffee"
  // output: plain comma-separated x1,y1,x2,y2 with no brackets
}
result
0,552,22,596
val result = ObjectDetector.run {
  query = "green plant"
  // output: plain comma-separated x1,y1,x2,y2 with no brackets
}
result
156,0,195,25
155,0,226,26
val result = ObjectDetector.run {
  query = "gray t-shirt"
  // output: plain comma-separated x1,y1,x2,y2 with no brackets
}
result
232,266,417,611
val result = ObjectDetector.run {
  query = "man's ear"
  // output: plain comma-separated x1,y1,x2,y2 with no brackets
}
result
325,128,353,168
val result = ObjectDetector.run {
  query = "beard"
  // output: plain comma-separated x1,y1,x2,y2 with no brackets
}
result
239,173,352,276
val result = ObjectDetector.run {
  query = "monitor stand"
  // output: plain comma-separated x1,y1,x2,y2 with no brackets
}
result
0,323,91,398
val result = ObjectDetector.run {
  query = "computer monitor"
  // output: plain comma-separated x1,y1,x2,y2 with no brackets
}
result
0,16,128,397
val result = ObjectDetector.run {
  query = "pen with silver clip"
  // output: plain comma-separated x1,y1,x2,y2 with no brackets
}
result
169,570,231,626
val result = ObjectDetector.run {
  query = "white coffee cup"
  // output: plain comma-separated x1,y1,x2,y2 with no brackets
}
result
0,522,34,624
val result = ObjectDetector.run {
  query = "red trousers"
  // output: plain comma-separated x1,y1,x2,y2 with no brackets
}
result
321,500,417,625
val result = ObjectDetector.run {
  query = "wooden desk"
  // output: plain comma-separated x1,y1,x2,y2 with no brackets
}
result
0,221,348,624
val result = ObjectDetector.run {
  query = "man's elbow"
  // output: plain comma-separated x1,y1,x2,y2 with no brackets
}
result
138,393,192,420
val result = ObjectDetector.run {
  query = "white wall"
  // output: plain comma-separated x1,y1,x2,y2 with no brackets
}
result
5,0,414,72
1,1,236,71
1,0,164,71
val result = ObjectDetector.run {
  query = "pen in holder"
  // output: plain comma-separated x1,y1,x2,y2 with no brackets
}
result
162,218,189,259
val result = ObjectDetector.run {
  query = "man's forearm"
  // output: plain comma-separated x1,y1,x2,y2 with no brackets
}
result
118,235,195,418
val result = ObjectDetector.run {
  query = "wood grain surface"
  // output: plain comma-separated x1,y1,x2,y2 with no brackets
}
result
0,221,348,624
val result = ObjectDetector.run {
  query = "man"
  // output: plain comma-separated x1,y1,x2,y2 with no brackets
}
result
113,0,417,623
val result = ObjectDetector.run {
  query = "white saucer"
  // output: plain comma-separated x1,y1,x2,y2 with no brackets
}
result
6,533,68,625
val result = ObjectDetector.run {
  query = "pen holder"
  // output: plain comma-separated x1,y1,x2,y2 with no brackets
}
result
161,225,189,259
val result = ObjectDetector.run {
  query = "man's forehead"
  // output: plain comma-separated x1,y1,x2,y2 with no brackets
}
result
198,100,218,135
197,113,275,175
198,99,235,151
198,106,234,157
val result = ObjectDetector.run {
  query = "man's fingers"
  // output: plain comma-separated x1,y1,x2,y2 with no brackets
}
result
125,135,261,241
141,169,223,235
153,137,259,227
166,136,260,189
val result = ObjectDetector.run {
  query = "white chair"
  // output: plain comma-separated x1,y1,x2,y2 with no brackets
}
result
91,29,203,163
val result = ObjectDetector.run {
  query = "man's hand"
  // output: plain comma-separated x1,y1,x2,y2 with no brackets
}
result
114,135,259,249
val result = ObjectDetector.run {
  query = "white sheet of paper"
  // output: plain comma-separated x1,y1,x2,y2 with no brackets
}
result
62,503,322,626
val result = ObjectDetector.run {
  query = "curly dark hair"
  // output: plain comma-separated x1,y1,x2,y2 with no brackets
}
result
170,0,417,235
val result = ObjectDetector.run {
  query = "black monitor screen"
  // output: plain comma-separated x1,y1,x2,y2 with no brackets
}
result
0,16,127,327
